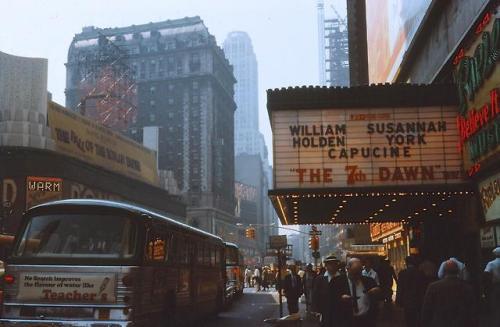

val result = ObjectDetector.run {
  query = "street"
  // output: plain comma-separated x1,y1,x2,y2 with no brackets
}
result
201,288,405,327
202,288,281,327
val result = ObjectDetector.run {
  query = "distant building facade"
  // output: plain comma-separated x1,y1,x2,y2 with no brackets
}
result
0,51,52,149
65,17,237,235
223,32,267,160
223,32,276,250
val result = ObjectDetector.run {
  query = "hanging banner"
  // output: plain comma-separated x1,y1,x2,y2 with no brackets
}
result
272,106,463,189
48,102,159,186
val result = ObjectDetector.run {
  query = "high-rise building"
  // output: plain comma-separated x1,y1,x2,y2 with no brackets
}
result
223,32,275,251
223,32,267,160
317,0,350,87
65,17,237,235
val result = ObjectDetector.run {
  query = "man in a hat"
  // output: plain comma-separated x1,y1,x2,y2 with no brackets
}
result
484,247,500,326
312,254,341,327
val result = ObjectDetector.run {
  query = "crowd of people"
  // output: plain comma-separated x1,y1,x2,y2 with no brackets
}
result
250,246,500,327
244,265,277,292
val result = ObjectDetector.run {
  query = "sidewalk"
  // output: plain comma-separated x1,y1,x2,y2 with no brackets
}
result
268,293,404,327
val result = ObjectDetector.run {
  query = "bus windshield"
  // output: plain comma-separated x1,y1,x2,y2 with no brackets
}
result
13,214,137,260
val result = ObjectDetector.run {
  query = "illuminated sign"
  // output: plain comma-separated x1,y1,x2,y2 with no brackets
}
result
26,177,63,209
479,171,500,222
453,9,500,170
272,106,463,189
370,223,403,242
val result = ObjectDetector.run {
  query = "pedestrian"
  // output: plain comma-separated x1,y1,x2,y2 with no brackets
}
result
377,259,397,304
483,246,500,326
312,255,340,327
304,263,316,313
362,258,380,285
254,266,261,292
418,257,437,290
283,264,303,315
298,266,306,279
437,256,469,281
396,256,426,327
262,266,271,291
244,266,253,288
332,257,381,327
421,260,476,327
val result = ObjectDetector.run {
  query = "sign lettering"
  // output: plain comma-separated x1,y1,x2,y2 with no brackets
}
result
273,106,462,188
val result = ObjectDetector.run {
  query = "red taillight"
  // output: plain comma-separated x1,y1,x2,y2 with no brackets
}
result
3,274,15,284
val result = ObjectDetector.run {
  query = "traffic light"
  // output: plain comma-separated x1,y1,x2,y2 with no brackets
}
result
245,227,256,240
308,236,319,251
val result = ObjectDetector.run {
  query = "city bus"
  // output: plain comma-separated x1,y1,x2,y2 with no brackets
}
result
223,242,244,305
0,199,225,326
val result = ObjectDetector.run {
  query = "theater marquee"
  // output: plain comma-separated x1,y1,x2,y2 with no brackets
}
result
272,106,463,189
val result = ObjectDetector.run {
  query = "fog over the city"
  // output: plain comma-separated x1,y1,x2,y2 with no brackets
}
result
0,0,347,155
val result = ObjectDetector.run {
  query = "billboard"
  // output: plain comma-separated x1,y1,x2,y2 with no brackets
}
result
48,102,159,186
366,0,433,83
453,12,500,172
272,106,463,189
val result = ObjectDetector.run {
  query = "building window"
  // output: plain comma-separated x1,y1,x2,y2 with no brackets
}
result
177,59,183,75
192,95,199,104
150,86,156,94
192,81,199,89
168,97,174,105
189,52,201,72
140,61,146,79
149,60,156,78
168,83,175,91
167,57,175,73
158,59,164,77
149,113,156,122
150,100,156,107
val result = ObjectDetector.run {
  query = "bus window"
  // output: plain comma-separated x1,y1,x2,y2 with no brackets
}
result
145,226,172,263
215,247,220,266
14,214,137,260
210,246,216,267
178,238,189,264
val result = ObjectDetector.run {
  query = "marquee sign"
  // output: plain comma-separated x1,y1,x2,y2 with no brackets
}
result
272,106,463,189
454,9,500,172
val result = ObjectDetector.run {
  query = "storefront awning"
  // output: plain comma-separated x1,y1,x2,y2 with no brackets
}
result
269,184,474,225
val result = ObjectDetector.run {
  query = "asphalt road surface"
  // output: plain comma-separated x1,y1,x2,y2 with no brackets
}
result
201,288,282,327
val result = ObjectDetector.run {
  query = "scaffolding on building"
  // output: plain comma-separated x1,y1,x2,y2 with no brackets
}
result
318,2,350,87
75,33,137,133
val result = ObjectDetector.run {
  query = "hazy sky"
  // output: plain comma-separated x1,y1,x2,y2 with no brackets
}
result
0,0,346,158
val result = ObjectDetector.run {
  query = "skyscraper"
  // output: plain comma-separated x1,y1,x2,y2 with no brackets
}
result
65,17,237,235
223,32,266,159
223,32,275,253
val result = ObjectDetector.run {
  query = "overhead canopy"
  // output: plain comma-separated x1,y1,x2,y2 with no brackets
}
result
269,185,474,225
